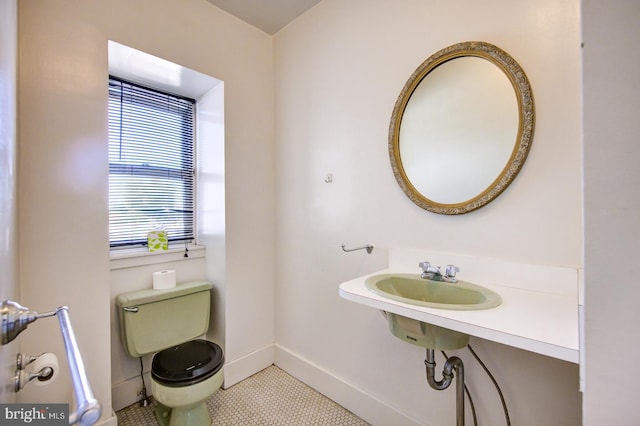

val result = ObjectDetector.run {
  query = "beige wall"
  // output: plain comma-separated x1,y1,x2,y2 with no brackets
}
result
0,0,19,404
582,0,640,423
18,0,275,421
274,0,582,424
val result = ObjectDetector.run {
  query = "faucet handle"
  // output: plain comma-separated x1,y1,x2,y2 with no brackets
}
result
419,261,440,273
418,261,431,271
444,264,460,278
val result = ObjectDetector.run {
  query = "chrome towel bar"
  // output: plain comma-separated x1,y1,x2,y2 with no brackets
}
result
0,300,102,425
341,243,374,254
56,306,102,426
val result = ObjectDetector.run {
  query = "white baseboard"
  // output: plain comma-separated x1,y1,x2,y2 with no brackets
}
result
112,343,418,425
96,411,118,426
274,344,420,426
222,344,275,388
111,372,152,412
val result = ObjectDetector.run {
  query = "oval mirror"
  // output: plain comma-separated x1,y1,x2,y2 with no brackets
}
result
389,41,535,214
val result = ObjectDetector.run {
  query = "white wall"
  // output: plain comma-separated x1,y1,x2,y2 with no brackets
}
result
582,0,640,423
196,82,227,356
274,1,582,425
18,0,275,421
0,0,19,404
14,0,606,424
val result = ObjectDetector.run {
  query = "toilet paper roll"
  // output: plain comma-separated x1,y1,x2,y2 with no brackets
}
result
153,269,176,290
32,352,59,386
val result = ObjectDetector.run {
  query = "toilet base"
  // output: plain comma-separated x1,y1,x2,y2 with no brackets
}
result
152,368,223,426
155,402,211,426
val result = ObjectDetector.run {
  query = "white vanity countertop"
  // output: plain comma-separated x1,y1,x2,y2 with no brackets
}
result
339,268,579,363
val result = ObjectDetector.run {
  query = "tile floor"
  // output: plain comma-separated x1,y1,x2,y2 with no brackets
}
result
117,365,370,425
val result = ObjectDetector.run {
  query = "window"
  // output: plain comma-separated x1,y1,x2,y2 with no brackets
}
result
108,77,195,248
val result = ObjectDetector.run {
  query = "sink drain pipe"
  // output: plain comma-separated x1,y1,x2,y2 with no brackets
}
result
425,348,465,426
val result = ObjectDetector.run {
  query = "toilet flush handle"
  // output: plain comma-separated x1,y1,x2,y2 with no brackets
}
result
123,307,139,313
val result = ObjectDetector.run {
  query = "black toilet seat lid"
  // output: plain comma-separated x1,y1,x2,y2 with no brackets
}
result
152,339,224,387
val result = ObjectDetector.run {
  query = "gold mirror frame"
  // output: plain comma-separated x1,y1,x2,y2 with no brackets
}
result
389,41,535,215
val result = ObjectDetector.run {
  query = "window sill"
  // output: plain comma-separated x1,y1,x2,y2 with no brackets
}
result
110,244,206,270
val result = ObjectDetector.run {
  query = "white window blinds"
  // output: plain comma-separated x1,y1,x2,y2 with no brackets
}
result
108,77,195,248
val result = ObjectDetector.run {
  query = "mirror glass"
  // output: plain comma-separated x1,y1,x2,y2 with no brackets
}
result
389,42,534,214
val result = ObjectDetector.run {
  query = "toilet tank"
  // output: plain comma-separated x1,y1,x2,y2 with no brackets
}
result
116,281,213,358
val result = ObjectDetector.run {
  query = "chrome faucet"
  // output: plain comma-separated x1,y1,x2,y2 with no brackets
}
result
418,262,460,283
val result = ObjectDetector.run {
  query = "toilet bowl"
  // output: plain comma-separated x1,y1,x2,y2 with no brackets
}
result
116,281,223,426
151,340,224,425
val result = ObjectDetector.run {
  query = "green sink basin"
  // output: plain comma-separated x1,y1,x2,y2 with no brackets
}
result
384,312,470,350
366,274,501,349
365,273,501,310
